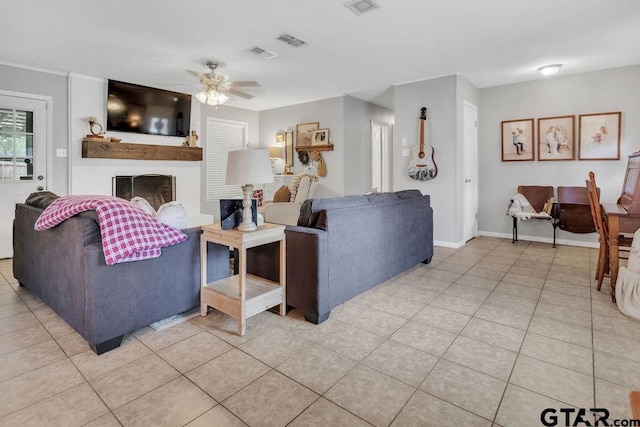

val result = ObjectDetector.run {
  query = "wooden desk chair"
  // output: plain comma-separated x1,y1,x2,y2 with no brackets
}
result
586,171,633,291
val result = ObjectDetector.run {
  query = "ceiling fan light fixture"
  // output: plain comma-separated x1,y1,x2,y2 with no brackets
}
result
195,91,208,103
538,64,562,76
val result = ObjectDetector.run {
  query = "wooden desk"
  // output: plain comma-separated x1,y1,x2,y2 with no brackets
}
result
601,203,640,299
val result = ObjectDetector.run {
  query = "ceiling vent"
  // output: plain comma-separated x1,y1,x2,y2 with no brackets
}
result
343,0,380,16
247,46,279,60
276,33,307,47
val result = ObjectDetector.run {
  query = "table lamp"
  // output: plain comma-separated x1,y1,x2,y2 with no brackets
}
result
225,149,274,231
267,146,285,175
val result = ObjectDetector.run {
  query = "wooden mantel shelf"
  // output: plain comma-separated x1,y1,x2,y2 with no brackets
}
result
82,139,203,161
295,144,334,152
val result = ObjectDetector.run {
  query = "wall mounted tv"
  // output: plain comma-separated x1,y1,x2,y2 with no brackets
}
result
106,80,191,137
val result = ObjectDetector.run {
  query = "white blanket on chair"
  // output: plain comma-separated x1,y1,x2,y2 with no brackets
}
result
506,193,551,221
616,267,640,320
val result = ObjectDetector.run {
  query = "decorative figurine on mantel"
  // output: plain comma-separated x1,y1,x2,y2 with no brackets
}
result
85,116,103,137
188,130,199,147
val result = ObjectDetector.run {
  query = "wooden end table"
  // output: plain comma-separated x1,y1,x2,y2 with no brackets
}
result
200,223,286,336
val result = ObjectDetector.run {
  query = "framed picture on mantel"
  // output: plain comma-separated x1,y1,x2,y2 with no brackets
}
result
296,122,319,149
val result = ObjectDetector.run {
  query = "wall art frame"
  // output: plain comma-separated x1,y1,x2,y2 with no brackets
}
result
311,128,330,146
578,112,621,160
296,122,319,149
537,115,575,161
284,130,294,173
501,118,534,162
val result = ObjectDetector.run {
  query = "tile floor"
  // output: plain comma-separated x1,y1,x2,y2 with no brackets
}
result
1,237,640,426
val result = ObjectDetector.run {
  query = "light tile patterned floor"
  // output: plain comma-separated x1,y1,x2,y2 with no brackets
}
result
1,237,640,426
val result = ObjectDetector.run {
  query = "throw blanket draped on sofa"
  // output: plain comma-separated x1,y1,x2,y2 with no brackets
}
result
35,195,187,265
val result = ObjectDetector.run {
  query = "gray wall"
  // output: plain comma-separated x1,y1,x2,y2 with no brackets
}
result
0,63,69,194
393,75,459,244
478,64,640,244
259,97,345,198
343,95,394,195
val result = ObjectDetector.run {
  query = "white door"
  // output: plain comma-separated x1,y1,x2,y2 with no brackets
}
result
371,121,390,192
0,94,48,258
463,101,478,241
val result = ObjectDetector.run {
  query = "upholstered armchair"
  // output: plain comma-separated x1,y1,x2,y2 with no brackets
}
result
263,174,318,226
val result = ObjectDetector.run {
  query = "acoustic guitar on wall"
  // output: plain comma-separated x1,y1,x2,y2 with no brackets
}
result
408,107,437,181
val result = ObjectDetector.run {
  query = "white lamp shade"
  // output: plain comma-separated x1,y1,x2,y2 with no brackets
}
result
225,149,274,185
195,91,207,103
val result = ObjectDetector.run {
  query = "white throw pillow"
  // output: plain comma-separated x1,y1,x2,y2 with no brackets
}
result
156,202,187,229
129,196,156,216
626,229,640,274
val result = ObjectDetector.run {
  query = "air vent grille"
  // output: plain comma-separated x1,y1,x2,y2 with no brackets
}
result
247,46,278,60
344,0,380,16
277,33,307,47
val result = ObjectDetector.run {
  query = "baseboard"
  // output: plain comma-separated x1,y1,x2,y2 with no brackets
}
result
434,240,466,249
478,231,599,248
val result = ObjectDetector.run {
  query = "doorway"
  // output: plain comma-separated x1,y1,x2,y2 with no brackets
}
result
371,121,390,192
463,101,478,242
0,92,49,258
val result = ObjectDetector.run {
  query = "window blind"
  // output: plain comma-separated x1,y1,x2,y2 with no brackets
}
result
205,117,247,201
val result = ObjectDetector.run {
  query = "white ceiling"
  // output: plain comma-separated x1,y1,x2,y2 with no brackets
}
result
2,0,640,111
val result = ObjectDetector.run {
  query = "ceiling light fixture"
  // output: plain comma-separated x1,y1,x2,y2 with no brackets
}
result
538,64,563,76
195,61,231,107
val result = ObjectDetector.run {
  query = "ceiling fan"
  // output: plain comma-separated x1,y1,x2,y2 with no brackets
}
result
192,61,259,106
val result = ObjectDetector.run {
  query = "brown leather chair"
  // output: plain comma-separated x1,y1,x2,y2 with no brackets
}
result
512,186,557,246
557,186,596,234
586,171,632,291
517,185,554,213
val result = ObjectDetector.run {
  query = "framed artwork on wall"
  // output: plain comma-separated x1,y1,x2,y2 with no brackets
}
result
296,122,319,149
537,115,575,161
578,112,621,160
501,118,534,161
284,130,294,173
311,128,330,146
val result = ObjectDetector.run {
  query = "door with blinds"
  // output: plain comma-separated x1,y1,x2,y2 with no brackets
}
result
206,117,248,202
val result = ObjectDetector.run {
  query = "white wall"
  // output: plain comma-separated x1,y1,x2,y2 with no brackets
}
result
393,75,459,245
259,97,345,198
69,75,210,227
478,64,640,245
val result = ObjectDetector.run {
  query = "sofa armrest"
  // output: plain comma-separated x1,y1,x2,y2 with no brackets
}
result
246,225,330,323
263,202,303,226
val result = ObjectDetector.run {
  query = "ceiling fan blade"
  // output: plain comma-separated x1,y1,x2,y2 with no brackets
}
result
187,70,201,79
227,88,255,100
230,81,260,88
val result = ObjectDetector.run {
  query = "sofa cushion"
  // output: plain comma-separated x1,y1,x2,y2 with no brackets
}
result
25,191,59,209
156,202,187,229
130,196,156,216
273,185,291,203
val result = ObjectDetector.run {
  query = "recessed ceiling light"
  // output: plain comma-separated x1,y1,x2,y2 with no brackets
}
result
538,64,562,76
344,0,380,16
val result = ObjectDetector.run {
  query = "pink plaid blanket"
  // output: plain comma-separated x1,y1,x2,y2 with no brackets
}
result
34,195,187,265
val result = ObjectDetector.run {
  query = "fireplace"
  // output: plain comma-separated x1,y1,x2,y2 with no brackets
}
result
112,174,175,210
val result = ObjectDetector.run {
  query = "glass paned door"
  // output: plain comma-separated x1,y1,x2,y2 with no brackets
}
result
0,108,35,181
0,94,47,258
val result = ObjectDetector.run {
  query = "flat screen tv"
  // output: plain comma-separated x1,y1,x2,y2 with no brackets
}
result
107,80,191,137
